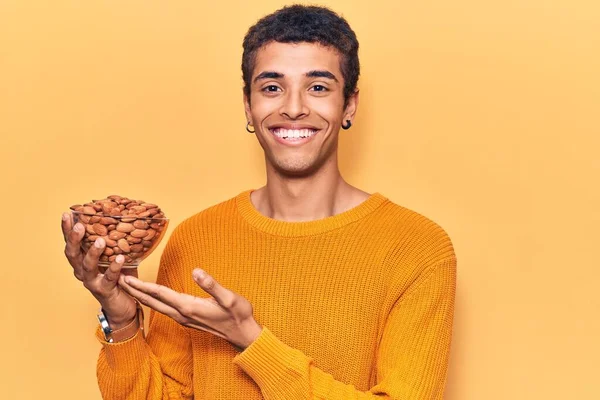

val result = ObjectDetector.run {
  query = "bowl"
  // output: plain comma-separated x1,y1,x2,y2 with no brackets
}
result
70,200,169,268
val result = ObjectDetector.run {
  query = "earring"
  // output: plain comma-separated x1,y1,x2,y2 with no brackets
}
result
246,122,255,133
341,119,352,130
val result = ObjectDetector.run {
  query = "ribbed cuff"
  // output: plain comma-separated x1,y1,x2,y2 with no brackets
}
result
95,325,150,373
233,327,310,398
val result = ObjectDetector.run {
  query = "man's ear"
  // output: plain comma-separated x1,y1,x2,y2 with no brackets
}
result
344,89,359,122
243,92,252,123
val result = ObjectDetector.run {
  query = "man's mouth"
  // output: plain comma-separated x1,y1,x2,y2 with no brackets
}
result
270,128,319,141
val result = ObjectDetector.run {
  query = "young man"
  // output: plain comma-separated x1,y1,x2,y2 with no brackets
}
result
62,5,456,399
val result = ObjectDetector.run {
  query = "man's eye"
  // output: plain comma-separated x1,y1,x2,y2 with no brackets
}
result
311,85,328,92
263,85,281,92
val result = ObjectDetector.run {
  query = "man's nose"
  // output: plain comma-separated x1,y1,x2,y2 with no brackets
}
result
279,90,309,119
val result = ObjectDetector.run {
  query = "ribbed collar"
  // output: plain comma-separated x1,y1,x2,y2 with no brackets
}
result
235,189,388,237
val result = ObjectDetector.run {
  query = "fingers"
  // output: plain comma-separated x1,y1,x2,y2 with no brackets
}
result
119,275,183,320
121,276,191,309
65,222,84,258
193,269,236,308
81,237,104,282
63,214,85,277
100,254,125,291
61,212,72,242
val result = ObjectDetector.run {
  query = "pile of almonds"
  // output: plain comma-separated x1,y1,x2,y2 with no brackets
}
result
70,195,167,266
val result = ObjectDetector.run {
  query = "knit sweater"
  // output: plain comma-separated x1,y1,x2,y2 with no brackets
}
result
95,189,456,400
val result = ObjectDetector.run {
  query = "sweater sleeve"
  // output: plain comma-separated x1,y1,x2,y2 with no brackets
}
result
95,229,194,400
232,257,457,400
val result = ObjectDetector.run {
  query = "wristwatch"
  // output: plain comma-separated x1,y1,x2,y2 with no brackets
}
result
97,301,145,343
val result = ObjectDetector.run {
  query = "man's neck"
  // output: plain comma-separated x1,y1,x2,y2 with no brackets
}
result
250,166,370,222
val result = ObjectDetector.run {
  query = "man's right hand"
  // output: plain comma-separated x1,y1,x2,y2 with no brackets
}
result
61,212,138,330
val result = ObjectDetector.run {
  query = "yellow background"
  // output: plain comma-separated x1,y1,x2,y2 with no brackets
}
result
1,1,598,398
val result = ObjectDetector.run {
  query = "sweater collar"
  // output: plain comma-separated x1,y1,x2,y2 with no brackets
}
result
235,189,388,237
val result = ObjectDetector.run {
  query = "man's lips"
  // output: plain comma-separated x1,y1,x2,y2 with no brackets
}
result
268,123,320,130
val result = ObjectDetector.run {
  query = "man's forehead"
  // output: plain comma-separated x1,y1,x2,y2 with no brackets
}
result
253,42,342,77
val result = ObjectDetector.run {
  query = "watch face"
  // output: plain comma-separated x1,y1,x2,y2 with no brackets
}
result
97,310,113,339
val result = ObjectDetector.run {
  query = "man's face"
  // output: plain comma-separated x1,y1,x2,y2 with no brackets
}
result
244,41,357,177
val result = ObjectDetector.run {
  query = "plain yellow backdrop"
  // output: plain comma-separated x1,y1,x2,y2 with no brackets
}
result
1,1,598,399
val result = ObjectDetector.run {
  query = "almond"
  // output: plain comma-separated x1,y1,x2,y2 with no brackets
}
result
82,206,96,215
126,235,142,244
100,217,118,225
130,229,148,238
117,239,131,253
109,230,127,240
101,204,112,215
116,222,135,233
130,206,147,214
130,244,144,253
133,220,149,229
93,223,108,236
144,229,157,240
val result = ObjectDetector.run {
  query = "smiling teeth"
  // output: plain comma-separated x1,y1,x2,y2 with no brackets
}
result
272,128,317,139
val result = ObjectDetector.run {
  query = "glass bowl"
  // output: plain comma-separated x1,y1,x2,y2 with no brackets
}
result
71,209,169,268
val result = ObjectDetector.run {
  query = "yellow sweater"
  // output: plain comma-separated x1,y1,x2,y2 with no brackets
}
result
96,190,456,400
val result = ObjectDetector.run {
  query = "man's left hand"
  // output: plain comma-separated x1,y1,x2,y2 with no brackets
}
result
118,269,263,350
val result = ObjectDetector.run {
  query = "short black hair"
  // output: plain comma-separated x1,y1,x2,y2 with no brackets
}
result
242,5,360,107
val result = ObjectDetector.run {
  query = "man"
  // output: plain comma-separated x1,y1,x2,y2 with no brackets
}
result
62,5,456,399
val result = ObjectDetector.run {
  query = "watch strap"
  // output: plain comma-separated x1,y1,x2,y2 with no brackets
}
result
97,301,145,343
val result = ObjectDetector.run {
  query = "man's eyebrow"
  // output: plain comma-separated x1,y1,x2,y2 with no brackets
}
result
253,70,339,83
254,71,284,83
306,70,338,82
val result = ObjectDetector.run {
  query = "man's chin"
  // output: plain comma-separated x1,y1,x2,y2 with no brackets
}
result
268,158,319,177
